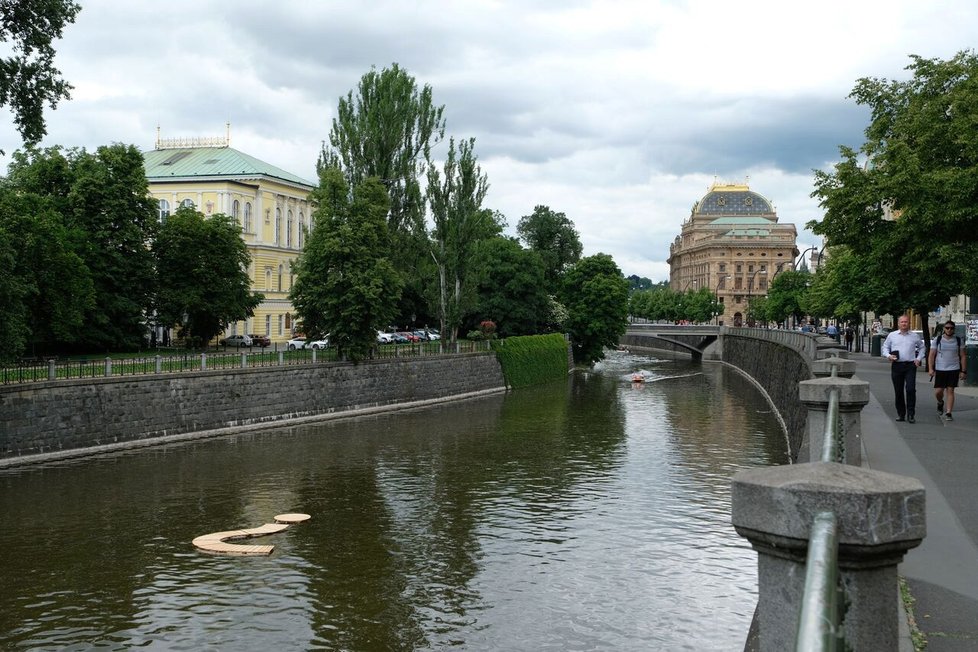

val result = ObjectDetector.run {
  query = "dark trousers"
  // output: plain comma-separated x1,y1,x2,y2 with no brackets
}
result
891,361,917,417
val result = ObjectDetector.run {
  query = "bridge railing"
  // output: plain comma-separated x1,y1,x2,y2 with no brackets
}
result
732,360,925,651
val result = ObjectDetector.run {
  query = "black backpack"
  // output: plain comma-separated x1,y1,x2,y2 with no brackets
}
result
933,334,962,352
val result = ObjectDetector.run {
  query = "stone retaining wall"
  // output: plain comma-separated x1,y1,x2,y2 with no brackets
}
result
0,353,506,466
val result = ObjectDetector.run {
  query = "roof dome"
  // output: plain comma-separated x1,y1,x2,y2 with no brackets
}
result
694,183,773,216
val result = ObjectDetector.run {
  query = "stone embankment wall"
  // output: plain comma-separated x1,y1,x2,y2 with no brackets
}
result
0,353,506,467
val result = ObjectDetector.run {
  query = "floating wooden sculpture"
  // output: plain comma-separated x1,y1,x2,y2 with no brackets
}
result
193,513,311,556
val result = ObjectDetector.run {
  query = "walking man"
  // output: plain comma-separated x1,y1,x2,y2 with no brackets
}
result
927,320,967,421
881,315,924,423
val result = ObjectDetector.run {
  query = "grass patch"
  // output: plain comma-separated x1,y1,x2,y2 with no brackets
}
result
900,577,927,651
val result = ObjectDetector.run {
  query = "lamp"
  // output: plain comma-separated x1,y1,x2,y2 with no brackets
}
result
793,246,818,270
714,275,732,325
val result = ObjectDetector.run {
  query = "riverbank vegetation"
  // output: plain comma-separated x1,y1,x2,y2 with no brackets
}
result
491,333,569,389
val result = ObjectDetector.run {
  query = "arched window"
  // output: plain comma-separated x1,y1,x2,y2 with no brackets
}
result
275,208,282,244
158,199,170,223
286,210,293,248
180,198,195,210
298,211,305,248
265,268,272,291
244,202,253,232
232,200,240,226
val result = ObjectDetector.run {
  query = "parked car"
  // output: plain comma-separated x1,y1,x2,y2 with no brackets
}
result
377,331,394,344
390,332,409,344
397,331,420,343
220,334,253,347
309,336,330,350
248,333,271,347
287,337,307,350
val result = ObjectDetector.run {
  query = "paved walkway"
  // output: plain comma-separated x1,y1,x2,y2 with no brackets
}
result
851,351,978,651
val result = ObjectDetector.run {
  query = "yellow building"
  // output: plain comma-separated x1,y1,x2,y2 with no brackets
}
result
667,182,798,326
144,131,317,344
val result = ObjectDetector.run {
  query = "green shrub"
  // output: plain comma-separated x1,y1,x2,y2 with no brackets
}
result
491,333,568,389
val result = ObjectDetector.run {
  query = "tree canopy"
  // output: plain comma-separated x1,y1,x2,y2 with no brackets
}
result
560,253,629,366
0,0,80,151
517,205,583,292
153,206,261,347
469,236,550,338
810,50,978,332
290,167,402,362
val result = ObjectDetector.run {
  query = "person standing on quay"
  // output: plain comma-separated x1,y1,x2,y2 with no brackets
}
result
927,320,967,421
844,324,854,352
881,315,924,423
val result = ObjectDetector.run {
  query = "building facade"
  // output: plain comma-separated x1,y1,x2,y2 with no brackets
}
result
667,182,798,326
144,132,317,345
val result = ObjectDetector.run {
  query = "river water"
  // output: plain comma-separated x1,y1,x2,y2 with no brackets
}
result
0,350,787,651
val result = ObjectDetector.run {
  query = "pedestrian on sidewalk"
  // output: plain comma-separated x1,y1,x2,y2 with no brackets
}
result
881,314,924,422
927,320,967,421
844,324,854,352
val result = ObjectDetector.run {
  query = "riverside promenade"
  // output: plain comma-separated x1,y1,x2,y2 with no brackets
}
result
852,350,978,650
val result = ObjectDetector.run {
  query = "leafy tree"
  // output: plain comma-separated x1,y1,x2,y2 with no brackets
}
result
0,189,93,358
321,62,445,236
321,63,447,328
764,269,811,326
153,207,261,347
290,167,402,362
516,205,583,292
629,287,682,322
0,0,80,152
682,287,722,323
426,137,500,341
811,51,978,337
626,275,657,291
5,144,157,351
469,236,550,337
560,253,630,366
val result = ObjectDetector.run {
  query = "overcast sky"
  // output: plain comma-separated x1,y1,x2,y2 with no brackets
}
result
3,1,977,281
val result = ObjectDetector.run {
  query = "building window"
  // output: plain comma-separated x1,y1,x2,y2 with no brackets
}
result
244,202,253,232
298,212,305,248
232,200,240,226
718,263,725,272
287,210,293,248
158,199,170,223
275,208,282,244
180,198,195,210
278,264,283,291
265,314,271,335
278,314,284,336
265,267,272,291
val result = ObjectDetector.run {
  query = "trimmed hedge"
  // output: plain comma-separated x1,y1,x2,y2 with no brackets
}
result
491,333,569,389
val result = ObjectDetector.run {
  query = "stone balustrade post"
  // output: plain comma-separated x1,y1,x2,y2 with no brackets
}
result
799,374,869,465
732,463,925,651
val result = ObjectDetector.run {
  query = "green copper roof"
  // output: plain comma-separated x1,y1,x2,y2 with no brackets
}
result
143,146,315,188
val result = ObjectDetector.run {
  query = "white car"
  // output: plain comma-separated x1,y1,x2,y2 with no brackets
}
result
376,331,394,344
287,337,307,350
309,336,330,350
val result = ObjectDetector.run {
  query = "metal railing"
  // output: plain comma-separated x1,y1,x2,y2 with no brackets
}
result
796,385,847,651
1,340,492,385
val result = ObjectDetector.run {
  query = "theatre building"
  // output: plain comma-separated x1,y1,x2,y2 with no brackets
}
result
667,182,798,326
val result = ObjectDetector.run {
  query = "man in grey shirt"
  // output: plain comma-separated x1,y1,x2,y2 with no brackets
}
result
927,320,967,420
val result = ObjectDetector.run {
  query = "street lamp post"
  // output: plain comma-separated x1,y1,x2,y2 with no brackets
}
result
793,246,819,270
714,275,731,325
747,269,768,326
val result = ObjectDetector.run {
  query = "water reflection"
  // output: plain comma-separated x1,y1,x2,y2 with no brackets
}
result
0,351,785,650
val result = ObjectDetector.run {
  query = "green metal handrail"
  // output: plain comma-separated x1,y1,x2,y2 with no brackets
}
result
797,385,846,649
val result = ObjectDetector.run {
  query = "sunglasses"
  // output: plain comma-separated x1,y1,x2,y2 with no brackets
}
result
944,325,955,330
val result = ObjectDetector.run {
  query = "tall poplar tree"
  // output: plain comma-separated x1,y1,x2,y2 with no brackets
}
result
426,137,500,342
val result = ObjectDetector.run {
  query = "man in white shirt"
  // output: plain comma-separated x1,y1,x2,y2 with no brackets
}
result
881,315,924,423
